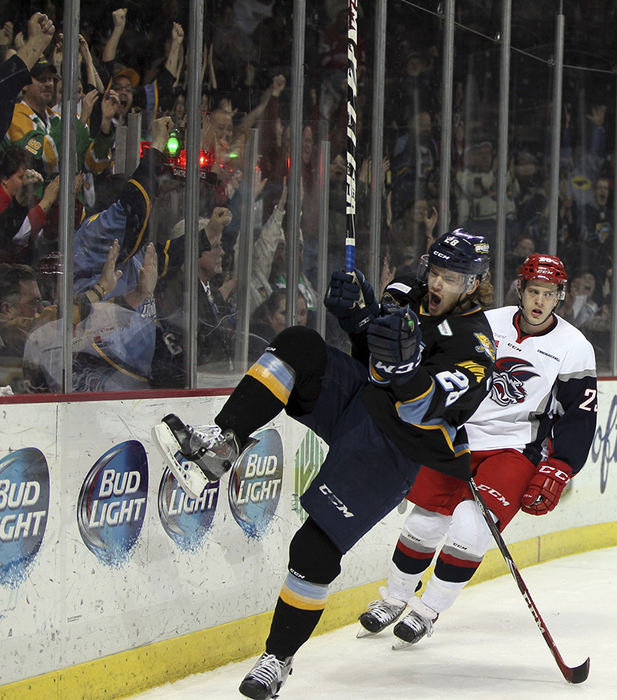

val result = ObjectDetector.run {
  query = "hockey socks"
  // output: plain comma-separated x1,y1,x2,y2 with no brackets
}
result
265,573,329,658
216,371,288,446
216,328,327,445
216,347,297,445
388,533,437,602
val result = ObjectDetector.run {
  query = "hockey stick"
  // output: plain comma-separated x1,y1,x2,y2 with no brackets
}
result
469,478,590,684
345,0,359,273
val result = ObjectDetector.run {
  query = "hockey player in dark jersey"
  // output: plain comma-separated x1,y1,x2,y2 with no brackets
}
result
152,228,496,699
357,253,597,648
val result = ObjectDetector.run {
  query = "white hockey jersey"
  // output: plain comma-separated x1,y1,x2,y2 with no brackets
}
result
465,306,597,473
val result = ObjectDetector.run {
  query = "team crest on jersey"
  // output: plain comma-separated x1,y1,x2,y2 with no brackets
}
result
474,332,496,361
490,357,539,406
437,320,453,336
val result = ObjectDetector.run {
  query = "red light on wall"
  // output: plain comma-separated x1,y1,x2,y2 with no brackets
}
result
200,151,214,168
139,141,152,158
173,149,214,170
176,150,187,169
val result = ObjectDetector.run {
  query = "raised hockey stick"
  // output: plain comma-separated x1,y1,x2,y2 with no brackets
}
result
469,478,590,684
345,0,359,273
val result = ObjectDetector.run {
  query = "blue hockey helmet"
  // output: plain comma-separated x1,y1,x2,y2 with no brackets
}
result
427,229,491,279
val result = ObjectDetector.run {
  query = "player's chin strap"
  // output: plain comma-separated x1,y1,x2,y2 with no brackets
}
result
452,275,480,313
435,287,475,317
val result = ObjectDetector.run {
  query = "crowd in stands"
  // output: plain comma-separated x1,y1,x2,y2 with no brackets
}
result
0,1,615,395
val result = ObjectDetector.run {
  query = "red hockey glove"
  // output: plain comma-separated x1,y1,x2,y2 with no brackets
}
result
521,459,572,515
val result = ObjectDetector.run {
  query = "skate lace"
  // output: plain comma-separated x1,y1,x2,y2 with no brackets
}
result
402,610,434,637
190,425,225,449
248,653,286,688
366,598,405,625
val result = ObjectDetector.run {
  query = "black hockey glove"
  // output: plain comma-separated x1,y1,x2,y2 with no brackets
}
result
381,280,428,313
367,307,422,379
407,279,428,304
324,268,379,334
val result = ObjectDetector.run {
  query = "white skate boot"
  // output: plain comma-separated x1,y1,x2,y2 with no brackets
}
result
239,652,293,699
357,586,406,637
392,597,438,649
152,413,240,499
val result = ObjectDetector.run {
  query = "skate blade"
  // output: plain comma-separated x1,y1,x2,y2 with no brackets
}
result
391,638,415,650
152,422,209,500
356,625,379,639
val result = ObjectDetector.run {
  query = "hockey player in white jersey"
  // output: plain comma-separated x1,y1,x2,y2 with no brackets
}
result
358,253,597,646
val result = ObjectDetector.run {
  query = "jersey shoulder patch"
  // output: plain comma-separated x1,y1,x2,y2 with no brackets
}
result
473,332,496,361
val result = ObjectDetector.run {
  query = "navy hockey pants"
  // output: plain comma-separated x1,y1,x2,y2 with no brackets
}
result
295,345,421,553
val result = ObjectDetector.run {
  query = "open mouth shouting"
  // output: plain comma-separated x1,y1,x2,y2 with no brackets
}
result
428,291,442,315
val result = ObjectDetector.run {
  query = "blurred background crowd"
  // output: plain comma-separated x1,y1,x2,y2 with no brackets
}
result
0,0,616,395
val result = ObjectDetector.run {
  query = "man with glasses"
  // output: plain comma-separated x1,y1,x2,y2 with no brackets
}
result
0,264,44,320
0,263,46,392
109,68,138,126
357,253,597,649
153,229,496,698
0,246,123,393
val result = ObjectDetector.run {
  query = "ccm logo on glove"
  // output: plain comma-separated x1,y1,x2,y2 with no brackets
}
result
373,359,421,376
367,308,422,380
521,459,572,516
538,464,570,479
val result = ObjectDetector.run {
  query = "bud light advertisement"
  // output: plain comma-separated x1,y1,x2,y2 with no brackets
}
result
158,467,219,551
0,448,49,587
77,441,148,566
228,429,283,539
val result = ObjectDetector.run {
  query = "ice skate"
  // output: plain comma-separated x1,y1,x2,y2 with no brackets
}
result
357,586,406,637
152,413,240,499
392,598,438,649
239,652,293,699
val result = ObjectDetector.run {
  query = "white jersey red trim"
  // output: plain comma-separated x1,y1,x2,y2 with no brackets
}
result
465,306,597,473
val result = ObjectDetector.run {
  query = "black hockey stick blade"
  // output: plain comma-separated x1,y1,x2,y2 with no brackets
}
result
469,478,590,684
566,657,590,684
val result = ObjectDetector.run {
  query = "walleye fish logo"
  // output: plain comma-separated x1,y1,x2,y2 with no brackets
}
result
474,332,496,361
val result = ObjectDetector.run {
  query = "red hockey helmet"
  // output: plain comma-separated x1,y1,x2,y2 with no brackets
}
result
518,254,567,299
